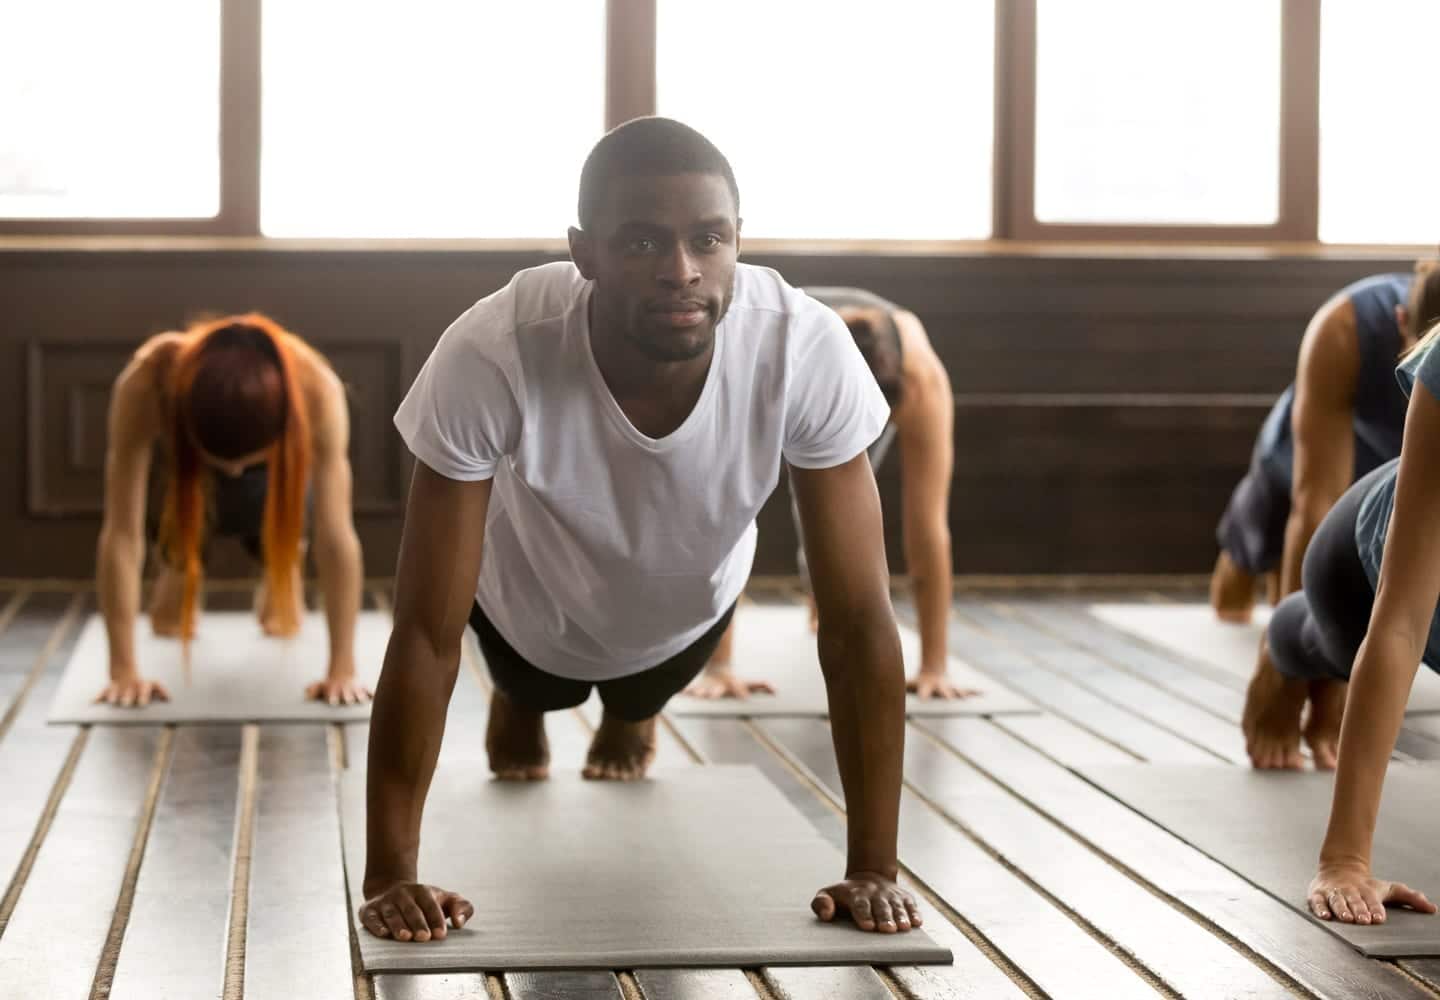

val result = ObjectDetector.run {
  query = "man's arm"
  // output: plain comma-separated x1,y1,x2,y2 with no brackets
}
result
308,371,367,704
95,352,167,706
1280,300,1361,598
892,312,958,696
791,452,921,934
358,461,489,943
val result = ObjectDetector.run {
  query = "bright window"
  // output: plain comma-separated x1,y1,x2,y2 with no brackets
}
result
261,0,605,238
1034,0,1282,226
1319,0,1440,245
0,1,221,219
656,0,995,240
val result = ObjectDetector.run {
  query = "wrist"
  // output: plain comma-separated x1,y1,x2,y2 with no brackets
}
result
363,868,418,897
327,656,357,680
109,661,139,682
847,864,900,882
1317,850,1371,876
918,662,948,677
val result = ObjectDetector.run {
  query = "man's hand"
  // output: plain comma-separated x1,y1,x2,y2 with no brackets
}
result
1308,864,1436,924
95,670,171,708
358,880,474,942
812,871,923,933
906,670,979,701
683,667,776,700
306,664,373,706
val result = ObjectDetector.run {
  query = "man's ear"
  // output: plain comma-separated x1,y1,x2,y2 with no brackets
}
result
569,226,597,280
735,217,743,258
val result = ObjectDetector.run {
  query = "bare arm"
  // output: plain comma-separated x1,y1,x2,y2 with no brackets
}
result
1308,380,1440,923
307,371,365,699
1280,300,1361,597
893,312,954,681
791,452,921,933
361,461,490,938
95,350,162,701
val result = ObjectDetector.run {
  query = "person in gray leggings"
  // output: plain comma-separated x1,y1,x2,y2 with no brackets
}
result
1282,323,1440,927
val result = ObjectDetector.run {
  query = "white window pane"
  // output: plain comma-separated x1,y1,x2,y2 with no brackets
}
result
0,1,220,219
261,0,604,238
1035,0,1281,226
1320,1,1440,245
657,0,993,240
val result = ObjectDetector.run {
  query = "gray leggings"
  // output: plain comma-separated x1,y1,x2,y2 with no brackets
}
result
1268,463,1389,681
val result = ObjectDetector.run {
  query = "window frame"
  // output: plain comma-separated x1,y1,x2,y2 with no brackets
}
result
2,0,1429,252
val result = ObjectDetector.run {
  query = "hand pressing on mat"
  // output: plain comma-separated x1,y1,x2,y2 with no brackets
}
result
906,669,979,700
305,672,373,706
812,872,923,933
359,880,474,942
683,665,776,700
1307,866,1436,924
94,672,171,708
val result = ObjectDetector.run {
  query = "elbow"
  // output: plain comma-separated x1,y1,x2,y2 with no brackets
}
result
815,605,899,677
904,522,951,570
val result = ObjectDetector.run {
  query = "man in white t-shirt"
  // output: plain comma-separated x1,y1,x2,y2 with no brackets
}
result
357,118,921,945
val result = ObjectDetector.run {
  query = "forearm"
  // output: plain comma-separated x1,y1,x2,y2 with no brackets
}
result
817,615,905,878
905,529,951,671
363,626,460,891
1319,629,1421,871
96,527,143,677
316,527,364,674
1278,503,1328,596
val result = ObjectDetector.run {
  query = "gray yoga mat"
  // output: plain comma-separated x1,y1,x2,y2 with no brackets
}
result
667,606,1034,718
1079,762,1440,957
340,764,951,972
1089,603,1440,714
48,612,389,724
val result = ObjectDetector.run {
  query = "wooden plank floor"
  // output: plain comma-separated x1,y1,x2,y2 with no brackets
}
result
1,580,1437,999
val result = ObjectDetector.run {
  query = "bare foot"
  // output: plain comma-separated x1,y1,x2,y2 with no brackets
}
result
1211,551,1256,624
1303,679,1347,771
1242,637,1307,769
485,689,549,781
582,712,657,781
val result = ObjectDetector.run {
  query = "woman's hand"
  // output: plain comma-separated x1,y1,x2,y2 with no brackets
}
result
1307,864,1436,924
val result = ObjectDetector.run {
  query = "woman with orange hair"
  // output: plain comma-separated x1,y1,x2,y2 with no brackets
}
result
95,314,368,707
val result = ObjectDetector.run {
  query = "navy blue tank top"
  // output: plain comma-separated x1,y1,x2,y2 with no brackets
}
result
1255,273,1412,489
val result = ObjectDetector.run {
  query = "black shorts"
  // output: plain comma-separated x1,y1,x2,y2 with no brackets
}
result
467,600,737,722
1216,454,1290,576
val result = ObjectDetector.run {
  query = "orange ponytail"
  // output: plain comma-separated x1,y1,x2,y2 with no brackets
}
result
159,313,312,646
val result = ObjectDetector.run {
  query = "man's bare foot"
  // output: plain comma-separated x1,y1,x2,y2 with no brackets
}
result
1242,637,1307,769
582,712,657,781
1211,551,1256,624
1303,679,1347,770
486,689,549,781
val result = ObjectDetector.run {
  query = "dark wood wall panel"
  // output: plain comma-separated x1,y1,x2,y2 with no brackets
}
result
0,248,1414,578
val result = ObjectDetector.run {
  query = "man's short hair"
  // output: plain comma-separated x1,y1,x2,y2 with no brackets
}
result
577,117,740,230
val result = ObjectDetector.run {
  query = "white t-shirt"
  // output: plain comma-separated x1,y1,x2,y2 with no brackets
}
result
394,260,889,681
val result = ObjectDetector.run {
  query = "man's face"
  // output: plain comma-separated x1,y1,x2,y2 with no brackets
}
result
573,172,740,363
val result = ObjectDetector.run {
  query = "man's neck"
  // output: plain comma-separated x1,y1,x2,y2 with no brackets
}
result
589,308,714,440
